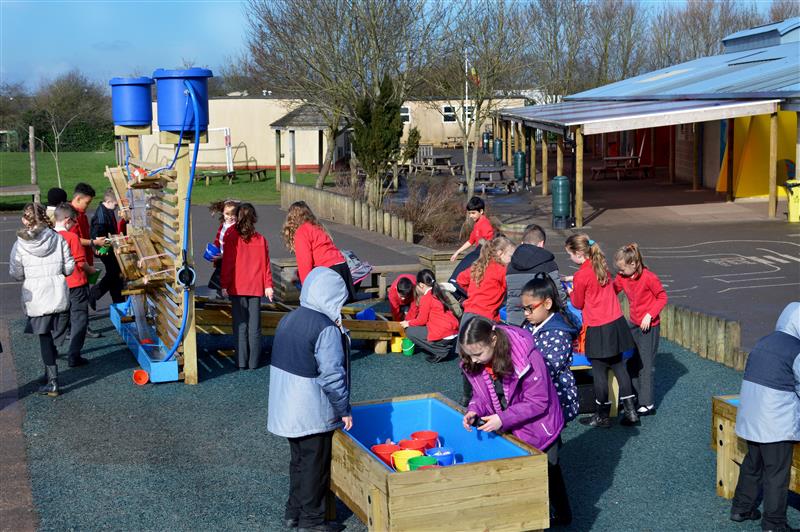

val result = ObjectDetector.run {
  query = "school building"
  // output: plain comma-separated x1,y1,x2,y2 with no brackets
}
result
139,96,525,173
495,17,800,226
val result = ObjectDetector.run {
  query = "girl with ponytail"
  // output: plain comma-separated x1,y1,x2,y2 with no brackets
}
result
564,234,638,428
400,269,459,363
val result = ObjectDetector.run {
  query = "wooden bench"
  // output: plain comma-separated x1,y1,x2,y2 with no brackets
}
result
0,184,41,203
246,169,267,182
196,170,237,186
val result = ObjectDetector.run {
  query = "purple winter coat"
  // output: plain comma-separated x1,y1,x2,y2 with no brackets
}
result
461,325,564,451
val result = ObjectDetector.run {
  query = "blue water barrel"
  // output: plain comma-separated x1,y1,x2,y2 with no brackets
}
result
109,77,154,126
152,68,213,132
551,175,570,218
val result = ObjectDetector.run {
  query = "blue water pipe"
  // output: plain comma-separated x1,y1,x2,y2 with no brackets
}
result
163,80,201,362
146,97,190,177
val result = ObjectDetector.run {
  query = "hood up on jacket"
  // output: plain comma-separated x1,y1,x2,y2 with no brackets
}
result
507,244,557,274
538,312,578,337
776,302,800,339
16,224,60,258
300,267,348,323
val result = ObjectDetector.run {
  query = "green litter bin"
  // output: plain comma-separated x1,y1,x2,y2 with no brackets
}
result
513,151,526,180
401,338,415,356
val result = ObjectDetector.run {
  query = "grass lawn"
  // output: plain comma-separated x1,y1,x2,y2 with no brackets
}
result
0,152,317,210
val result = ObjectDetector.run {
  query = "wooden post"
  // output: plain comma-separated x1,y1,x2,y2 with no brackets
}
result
692,123,701,191
575,126,584,228
289,129,296,184
505,121,512,164
768,112,778,218
28,126,39,203
541,133,549,195
384,211,391,235
405,220,414,243
531,128,537,187
175,139,198,385
275,130,282,191
520,125,528,186
668,126,675,184
726,119,734,202
556,136,564,177
376,208,384,234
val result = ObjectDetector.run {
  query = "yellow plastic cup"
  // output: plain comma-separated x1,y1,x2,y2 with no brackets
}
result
390,449,422,472
390,337,404,353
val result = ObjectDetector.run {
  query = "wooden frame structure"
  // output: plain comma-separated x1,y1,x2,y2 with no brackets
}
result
711,395,799,499
329,393,549,532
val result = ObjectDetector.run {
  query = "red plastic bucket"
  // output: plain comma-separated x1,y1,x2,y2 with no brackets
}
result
411,430,440,450
418,465,441,470
399,439,428,452
370,443,401,466
132,369,149,386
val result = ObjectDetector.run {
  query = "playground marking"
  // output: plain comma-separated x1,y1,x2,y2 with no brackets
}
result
757,249,800,263
760,255,790,264
713,276,786,284
718,282,799,293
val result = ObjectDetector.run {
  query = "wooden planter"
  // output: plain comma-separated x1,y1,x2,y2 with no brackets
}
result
330,393,549,531
711,395,799,499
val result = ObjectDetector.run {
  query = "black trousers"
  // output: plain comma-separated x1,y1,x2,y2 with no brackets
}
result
589,354,634,404
93,254,125,304
731,440,794,530
53,285,89,362
628,323,660,407
285,431,334,528
404,326,455,363
545,437,572,524
230,295,262,369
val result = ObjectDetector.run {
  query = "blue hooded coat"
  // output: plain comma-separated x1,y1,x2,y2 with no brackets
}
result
735,302,800,443
268,267,350,438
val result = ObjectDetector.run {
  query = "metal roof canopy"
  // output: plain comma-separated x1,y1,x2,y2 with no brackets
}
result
270,103,332,131
498,98,781,135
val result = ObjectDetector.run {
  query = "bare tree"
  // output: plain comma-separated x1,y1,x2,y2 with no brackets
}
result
768,0,800,22
525,0,590,102
32,70,107,188
421,0,531,198
587,0,648,86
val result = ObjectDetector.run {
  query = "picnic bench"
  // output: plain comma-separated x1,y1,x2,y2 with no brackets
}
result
457,166,517,193
591,133,651,181
195,170,237,186
0,184,41,203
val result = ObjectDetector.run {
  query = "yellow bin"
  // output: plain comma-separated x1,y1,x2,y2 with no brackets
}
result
390,449,422,472
785,179,800,223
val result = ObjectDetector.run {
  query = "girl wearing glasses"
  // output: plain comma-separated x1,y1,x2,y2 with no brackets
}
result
520,274,580,424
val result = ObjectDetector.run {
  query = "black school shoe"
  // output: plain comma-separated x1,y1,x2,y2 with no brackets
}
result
730,508,761,522
637,405,656,416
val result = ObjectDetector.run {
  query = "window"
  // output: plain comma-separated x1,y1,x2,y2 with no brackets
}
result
463,105,475,123
442,105,457,122
400,106,410,123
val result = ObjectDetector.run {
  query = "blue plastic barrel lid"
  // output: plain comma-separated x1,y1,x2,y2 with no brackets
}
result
152,68,213,79
109,77,154,86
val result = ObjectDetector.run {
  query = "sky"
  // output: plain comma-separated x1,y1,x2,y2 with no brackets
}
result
1,0,248,90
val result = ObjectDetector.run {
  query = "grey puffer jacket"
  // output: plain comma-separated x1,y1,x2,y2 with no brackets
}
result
268,267,350,438
9,224,74,317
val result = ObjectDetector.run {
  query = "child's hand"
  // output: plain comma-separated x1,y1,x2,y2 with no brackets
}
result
450,252,458,262
84,264,97,274
265,287,274,302
478,414,503,433
640,313,652,332
400,320,409,328
561,275,573,283
462,411,478,431
221,289,229,298
341,416,353,431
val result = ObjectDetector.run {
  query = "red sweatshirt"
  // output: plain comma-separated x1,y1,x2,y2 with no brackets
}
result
220,230,273,297
58,229,88,288
469,215,494,245
213,222,235,254
613,268,668,326
570,260,621,327
456,260,507,321
69,205,93,266
406,289,459,341
294,222,345,283
389,274,418,321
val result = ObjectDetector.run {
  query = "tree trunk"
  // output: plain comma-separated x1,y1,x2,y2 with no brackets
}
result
53,139,62,189
315,128,337,189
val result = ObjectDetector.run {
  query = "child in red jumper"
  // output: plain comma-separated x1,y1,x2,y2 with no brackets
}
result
282,201,355,302
53,203,96,368
221,203,273,370
613,243,667,417
400,269,459,363
388,274,418,321
449,197,495,298
208,199,239,295
456,236,512,405
564,233,638,428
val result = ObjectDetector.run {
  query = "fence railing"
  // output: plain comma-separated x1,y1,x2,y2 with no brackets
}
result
280,182,414,243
